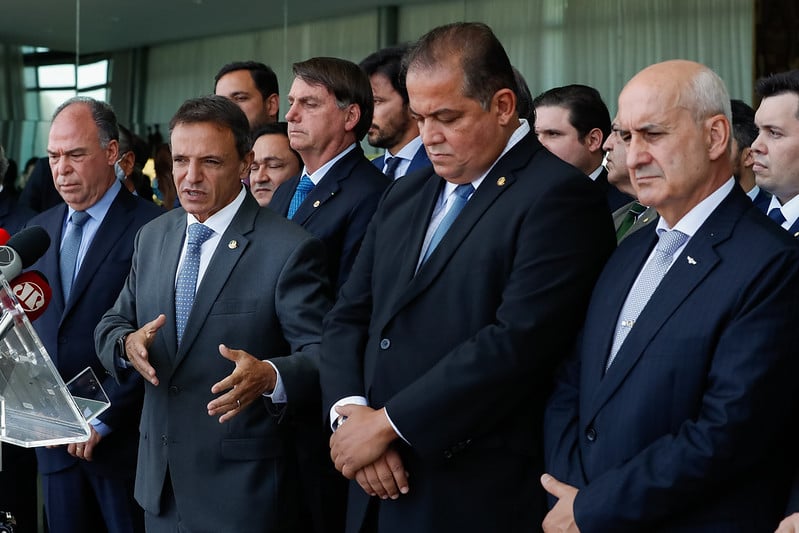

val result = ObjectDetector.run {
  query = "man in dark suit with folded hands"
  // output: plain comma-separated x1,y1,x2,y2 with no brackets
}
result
543,60,799,533
320,22,615,533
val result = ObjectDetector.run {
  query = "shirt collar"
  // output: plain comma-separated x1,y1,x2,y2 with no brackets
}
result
185,186,247,236
67,179,121,224
655,177,735,238
387,136,424,161
301,143,357,185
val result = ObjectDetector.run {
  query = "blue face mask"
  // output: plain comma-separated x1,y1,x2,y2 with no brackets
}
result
114,161,126,183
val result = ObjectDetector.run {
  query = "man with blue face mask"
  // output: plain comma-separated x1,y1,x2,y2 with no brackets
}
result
116,125,156,202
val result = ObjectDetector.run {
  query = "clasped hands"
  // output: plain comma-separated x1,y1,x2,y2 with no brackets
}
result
124,314,276,422
330,404,409,500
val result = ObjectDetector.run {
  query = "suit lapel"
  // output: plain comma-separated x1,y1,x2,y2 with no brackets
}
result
584,190,743,422
158,212,185,355
787,218,799,239
387,133,536,318
173,196,255,367
291,148,364,224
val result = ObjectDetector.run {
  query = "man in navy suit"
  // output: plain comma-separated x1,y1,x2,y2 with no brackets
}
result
730,99,771,212
543,60,799,533
751,70,799,238
360,45,431,179
29,97,162,533
321,23,614,533
270,57,388,290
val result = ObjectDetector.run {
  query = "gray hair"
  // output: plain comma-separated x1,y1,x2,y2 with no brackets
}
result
682,67,732,125
52,96,119,148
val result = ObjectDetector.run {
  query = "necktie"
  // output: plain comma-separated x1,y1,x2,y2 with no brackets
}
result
175,223,214,343
768,207,786,225
421,183,475,264
287,175,315,219
384,157,402,180
59,211,91,301
616,202,648,241
606,229,689,370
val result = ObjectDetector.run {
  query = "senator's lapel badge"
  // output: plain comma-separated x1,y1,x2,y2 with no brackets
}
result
228,240,238,249
497,177,506,186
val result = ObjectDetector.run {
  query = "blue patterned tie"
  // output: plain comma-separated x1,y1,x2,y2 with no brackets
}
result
421,183,474,264
59,211,91,301
768,207,786,225
384,157,402,180
607,229,689,370
175,223,214,344
287,175,315,219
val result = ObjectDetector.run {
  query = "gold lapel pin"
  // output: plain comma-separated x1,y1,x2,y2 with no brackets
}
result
794,232,799,238
228,240,238,249
497,177,506,186
313,200,321,208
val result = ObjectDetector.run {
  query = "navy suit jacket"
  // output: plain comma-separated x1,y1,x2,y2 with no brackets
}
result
270,146,389,290
28,186,162,478
371,143,431,178
595,167,633,211
0,187,35,234
320,131,615,533
545,186,799,532
752,187,771,213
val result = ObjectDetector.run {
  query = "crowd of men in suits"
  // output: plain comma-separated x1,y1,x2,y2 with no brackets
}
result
5,18,799,533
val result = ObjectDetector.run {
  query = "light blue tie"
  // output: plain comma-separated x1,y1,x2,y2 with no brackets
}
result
421,183,474,264
59,211,91,301
287,175,315,219
606,229,689,370
175,223,214,344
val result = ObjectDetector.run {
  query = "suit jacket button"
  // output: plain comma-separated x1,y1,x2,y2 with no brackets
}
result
585,427,597,442
169,386,180,395
380,338,391,350
161,435,168,446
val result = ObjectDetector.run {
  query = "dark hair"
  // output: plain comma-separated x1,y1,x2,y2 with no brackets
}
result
169,95,252,159
215,61,279,101
359,44,411,104
533,84,611,141
292,57,374,140
730,99,758,148
252,121,302,167
512,67,534,122
756,70,799,119
404,22,516,111
53,96,119,148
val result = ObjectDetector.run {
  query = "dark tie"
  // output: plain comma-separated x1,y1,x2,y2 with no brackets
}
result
59,211,91,301
607,229,689,370
175,223,214,344
421,183,475,264
768,207,786,225
616,201,648,241
384,157,402,180
287,175,314,219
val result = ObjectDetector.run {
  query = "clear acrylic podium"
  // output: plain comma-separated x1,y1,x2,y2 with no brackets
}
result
0,273,109,448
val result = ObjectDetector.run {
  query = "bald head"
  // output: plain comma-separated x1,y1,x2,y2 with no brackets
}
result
617,60,732,226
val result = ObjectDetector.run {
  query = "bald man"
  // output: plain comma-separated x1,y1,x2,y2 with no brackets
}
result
543,60,799,532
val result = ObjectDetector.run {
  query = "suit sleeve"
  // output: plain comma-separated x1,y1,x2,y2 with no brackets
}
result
267,235,333,414
94,226,143,383
572,249,799,532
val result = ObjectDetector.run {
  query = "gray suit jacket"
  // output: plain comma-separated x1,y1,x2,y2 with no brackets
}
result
612,200,658,242
95,193,332,532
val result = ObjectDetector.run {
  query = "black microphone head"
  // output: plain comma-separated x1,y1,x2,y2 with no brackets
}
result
7,226,51,268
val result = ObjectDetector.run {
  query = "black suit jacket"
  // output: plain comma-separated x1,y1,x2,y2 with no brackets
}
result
320,131,615,533
269,146,389,290
29,186,162,478
545,186,799,532
595,167,633,211
0,186,35,234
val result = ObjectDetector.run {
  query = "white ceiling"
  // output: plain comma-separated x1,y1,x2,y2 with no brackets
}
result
2,0,422,54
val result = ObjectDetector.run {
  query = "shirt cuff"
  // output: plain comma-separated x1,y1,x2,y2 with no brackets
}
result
262,360,286,403
329,396,367,430
90,418,112,437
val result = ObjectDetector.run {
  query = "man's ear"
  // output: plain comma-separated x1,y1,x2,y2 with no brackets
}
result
266,93,280,121
742,146,754,168
343,103,361,133
493,88,517,126
118,150,136,177
706,114,730,162
585,128,604,153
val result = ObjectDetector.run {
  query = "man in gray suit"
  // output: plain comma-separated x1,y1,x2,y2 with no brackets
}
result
95,95,332,532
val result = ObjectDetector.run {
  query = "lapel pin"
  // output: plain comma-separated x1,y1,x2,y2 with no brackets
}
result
497,177,506,186
687,256,696,265
794,232,799,238
641,217,650,223
228,240,238,249
313,200,321,208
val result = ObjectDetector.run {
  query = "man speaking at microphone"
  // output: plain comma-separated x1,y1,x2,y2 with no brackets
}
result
27,96,162,533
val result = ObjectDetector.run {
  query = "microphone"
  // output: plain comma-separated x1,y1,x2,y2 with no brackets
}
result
11,270,52,322
0,226,51,282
